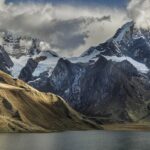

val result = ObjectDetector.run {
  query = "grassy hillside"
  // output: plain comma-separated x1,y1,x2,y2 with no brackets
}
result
0,71,101,132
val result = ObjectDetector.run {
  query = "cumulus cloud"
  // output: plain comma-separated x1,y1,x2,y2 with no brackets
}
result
47,16,111,50
0,0,128,56
127,0,150,29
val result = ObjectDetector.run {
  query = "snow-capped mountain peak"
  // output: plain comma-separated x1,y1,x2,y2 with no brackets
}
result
80,21,150,75
113,21,134,42
0,30,60,79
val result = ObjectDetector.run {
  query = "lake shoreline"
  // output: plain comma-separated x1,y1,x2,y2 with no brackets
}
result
103,123,150,131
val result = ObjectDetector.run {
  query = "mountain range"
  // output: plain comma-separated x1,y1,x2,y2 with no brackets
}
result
1,21,150,128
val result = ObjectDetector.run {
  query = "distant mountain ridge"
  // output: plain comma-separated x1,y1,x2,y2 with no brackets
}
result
1,22,150,123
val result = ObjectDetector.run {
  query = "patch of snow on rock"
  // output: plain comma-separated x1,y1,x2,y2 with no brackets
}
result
69,49,100,63
103,55,149,74
10,55,30,77
32,51,59,77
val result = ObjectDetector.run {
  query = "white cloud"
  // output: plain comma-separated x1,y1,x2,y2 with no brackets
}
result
0,0,128,56
127,0,150,29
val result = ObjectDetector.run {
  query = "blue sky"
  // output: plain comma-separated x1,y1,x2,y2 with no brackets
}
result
6,0,127,7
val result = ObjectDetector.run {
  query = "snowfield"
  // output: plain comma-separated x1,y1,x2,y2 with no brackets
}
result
103,55,149,74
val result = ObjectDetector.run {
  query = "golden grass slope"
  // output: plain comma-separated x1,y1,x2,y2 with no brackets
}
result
0,71,101,132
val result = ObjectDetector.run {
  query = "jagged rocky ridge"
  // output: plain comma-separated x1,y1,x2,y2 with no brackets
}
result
1,22,150,123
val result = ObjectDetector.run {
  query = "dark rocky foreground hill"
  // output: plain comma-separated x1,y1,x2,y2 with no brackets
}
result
0,71,101,132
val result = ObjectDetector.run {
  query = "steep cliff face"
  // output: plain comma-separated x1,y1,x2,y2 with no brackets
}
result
19,58,38,82
0,46,13,74
78,58,150,123
34,55,150,123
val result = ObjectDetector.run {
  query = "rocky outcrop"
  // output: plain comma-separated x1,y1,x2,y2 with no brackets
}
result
0,46,13,74
19,58,38,82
